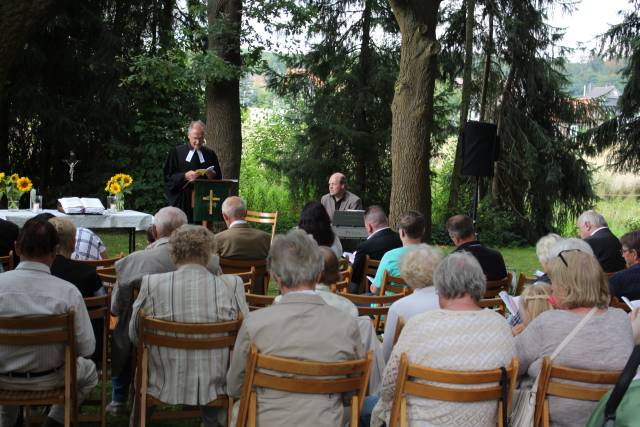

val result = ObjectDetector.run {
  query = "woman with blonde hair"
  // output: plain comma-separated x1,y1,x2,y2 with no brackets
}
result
516,250,634,426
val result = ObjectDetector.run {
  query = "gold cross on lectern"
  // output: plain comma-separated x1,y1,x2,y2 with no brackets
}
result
202,190,221,215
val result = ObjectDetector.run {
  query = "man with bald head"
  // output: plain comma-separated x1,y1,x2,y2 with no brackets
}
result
320,172,363,220
164,120,222,222
214,196,271,260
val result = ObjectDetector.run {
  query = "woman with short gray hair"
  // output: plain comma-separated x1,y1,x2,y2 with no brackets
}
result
267,229,324,290
369,252,515,426
534,233,561,283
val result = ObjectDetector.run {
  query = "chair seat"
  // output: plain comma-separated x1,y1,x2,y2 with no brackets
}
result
0,387,65,405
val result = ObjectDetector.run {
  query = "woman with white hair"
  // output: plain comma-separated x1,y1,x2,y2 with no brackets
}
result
380,244,444,362
368,252,515,427
534,233,561,283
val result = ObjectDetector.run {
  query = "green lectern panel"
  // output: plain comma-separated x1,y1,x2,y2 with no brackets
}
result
193,180,232,223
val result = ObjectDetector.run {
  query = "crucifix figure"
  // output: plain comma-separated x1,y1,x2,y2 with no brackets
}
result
63,151,80,182
202,190,221,215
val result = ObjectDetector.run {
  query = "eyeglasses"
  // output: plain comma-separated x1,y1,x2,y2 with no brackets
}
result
557,249,582,267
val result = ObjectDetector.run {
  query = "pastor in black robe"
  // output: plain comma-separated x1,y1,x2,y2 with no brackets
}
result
163,143,222,222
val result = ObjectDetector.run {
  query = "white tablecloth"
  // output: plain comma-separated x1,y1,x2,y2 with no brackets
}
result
0,209,153,231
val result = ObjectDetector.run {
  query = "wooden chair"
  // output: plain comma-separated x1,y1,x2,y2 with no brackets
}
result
478,298,506,316
610,296,632,313
0,310,77,427
245,210,278,242
236,344,372,427
392,317,406,346
342,292,405,334
245,294,275,311
236,267,256,293
338,267,352,284
220,258,270,295
78,253,124,268
0,250,15,272
360,256,381,293
534,356,621,427
330,277,350,294
514,273,537,296
388,354,519,427
379,270,411,295
78,296,109,427
484,272,513,298
135,312,243,427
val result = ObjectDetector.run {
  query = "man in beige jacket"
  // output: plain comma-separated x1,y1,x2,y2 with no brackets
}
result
214,196,271,259
227,230,365,426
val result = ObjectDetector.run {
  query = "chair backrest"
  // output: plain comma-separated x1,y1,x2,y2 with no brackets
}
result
245,210,278,242
610,297,631,313
478,298,506,316
380,270,412,296
330,277,350,294
236,267,256,293
360,256,381,293
338,266,352,284
78,253,124,268
245,294,275,311
392,316,406,346
220,258,269,295
83,295,109,426
485,272,513,298
97,268,117,290
388,353,519,427
534,356,621,427
338,257,351,280
236,344,372,427
0,250,15,272
342,292,405,333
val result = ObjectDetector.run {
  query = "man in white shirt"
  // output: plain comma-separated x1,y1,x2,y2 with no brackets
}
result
0,218,97,427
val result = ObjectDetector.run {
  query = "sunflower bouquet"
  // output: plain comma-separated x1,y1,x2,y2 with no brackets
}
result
105,173,133,211
0,172,33,210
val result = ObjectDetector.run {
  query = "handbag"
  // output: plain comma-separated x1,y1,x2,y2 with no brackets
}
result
509,307,597,427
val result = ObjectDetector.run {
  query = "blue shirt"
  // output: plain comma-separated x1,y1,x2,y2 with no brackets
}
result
373,245,413,290
609,263,640,300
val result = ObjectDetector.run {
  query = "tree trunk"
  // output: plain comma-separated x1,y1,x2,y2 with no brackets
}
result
205,0,242,181
479,7,493,121
492,64,516,199
388,0,442,241
446,0,475,215
158,0,175,51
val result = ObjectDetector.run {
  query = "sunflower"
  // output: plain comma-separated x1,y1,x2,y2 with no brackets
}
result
109,182,122,194
0,172,4,181
122,175,133,187
16,177,32,192
10,173,19,183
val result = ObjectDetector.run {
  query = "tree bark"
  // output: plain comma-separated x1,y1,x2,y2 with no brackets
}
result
205,0,242,181
0,0,56,169
388,0,442,241
492,64,516,199
446,0,475,215
479,7,493,122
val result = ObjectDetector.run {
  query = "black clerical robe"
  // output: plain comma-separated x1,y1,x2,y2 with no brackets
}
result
163,143,222,222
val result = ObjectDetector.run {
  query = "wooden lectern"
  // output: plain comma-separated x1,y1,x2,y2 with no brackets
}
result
190,179,238,227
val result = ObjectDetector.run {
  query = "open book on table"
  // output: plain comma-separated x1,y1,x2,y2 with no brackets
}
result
58,197,105,214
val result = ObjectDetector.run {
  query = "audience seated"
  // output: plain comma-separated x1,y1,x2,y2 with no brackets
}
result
109,207,220,415
350,206,402,293
534,233,561,283
381,244,443,362
72,227,108,260
516,250,634,426
511,283,553,336
0,218,97,427
0,217,19,267
371,211,424,294
577,210,626,273
227,230,365,426
367,252,515,427
298,201,342,258
320,172,363,221
447,214,507,281
129,225,248,426
609,230,640,300
213,196,271,259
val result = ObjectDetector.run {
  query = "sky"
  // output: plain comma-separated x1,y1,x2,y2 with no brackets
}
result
548,0,631,61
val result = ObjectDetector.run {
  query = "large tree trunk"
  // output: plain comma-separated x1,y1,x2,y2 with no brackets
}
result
479,7,493,122
388,0,441,241
205,0,242,181
446,0,475,214
0,0,56,169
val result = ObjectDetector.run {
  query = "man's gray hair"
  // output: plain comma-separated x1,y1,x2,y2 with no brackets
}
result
221,196,247,220
267,229,324,289
433,252,486,301
577,210,607,227
364,205,388,228
188,120,205,133
154,207,188,237
535,233,561,264
548,237,594,258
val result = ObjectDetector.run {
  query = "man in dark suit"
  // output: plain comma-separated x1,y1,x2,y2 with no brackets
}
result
349,206,402,293
609,230,640,300
447,214,507,281
577,210,625,273
0,218,19,269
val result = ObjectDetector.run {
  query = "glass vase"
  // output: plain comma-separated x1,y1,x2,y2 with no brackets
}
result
115,193,125,212
7,196,19,211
